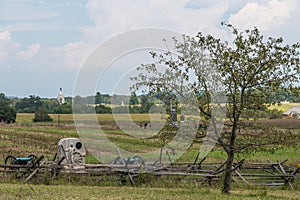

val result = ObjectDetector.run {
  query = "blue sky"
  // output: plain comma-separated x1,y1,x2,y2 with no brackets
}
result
0,0,299,97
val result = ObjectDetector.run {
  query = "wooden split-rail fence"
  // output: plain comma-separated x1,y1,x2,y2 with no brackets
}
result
0,155,299,188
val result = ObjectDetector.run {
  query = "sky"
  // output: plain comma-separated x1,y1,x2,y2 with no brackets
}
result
0,0,299,97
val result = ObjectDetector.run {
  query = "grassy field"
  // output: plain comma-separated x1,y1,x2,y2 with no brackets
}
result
16,113,161,124
268,103,300,111
16,102,300,124
5,113,299,164
0,111,299,199
1,183,300,200
4,113,299,164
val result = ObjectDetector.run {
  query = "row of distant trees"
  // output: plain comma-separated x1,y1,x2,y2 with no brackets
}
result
0,92,160,116
0,91,300,117
0,88,299,123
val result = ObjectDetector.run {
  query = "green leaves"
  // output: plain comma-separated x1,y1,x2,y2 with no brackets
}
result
0,93,16,123
131,22,300,142
130,23,300,194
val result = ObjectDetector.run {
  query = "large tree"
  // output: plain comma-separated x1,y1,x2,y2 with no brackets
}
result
129,92,138,105
0,93,16,123
132,23,300,193
95,92,102,105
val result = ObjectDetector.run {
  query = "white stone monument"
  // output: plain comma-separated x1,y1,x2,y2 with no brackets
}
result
57,88,65,105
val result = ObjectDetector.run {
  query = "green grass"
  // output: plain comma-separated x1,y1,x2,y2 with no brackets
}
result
1,183,300,200
176,146,300,167
85,155,101,164
7,114,300,165
2,122,299,167
242,146,300,166
0,125,77,162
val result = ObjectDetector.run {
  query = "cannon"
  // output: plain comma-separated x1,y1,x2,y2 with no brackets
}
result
4,154,40,170
113,156,145,165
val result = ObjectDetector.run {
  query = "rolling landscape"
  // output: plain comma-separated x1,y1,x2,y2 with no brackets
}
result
2,1,300,198
1,105,300,199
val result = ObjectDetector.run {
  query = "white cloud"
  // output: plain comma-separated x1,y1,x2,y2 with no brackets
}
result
0,1,232,73
0,30,92,71
18,43,41,60
228,0,297,31
1,0,299,97
85,0,229,42
62,42,95,69
0,31,11,41
0,30,65,71
0,31,19,64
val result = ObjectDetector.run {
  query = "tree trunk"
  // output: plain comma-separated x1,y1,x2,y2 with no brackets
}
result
222,116,237,194
222,149,235,194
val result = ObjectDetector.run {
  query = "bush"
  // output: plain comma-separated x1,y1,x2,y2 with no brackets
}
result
95,105,112,114
0,101,16,123
268,109,283,119
33,107,53,122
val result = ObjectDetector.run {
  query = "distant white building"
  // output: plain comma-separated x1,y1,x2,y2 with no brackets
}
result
282,106,300,118
280,101,290,104
57,88,65,105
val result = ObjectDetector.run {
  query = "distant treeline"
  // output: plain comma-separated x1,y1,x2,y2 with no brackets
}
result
7,92,162,114
3,89,300,117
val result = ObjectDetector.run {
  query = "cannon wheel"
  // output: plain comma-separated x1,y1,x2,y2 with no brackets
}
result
4,155,16,170
28,154,39,167
113,157,125,165
132,156,145,165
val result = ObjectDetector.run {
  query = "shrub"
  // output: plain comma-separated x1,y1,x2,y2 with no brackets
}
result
95,105,112,114
33,107,53,122
268,109,283,119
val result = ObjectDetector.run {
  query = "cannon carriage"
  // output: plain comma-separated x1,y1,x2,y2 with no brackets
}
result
4,154,40,170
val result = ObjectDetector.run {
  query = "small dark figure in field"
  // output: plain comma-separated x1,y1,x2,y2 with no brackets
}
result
140,121,150,129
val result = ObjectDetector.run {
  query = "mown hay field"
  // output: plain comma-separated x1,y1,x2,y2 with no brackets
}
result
268,102,300,111
8,112,300,165
16,113,161,124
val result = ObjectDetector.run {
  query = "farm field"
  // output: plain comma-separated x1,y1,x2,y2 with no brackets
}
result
6,113,300,165
268,103,300,111
16,113,160,124
0,110,300,199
